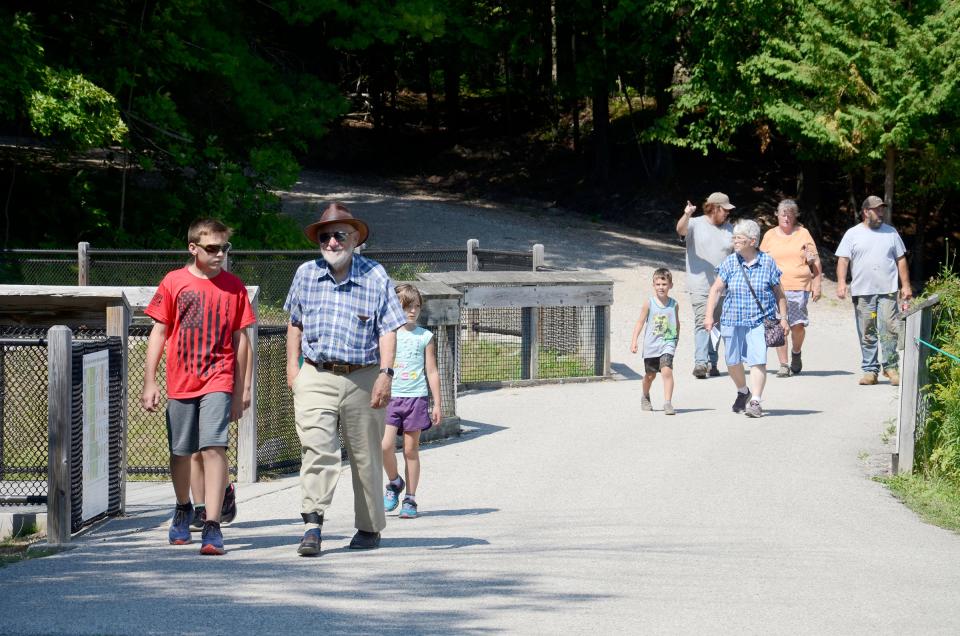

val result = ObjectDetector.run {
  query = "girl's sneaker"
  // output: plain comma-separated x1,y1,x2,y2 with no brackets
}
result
200,521,225,555
190,506,207,531
663,401,675,415
399,497,418,519
384,476,405,512
641,395,653,411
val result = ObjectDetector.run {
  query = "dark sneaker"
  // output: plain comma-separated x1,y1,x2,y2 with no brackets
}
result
640,395,653,411
297,528,321,556
692,364,708,379
200,521,225,555
349,530,381,549
190,506,207,532
732,390,751,413
790,351,802,375
399,497,418,519
384,476,404,512
776,364,792,378
221,483,237,524
745,399,763,418
168,502,193,545
708,365,721,377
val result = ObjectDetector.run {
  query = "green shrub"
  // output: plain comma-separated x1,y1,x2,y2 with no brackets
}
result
915,259,960,484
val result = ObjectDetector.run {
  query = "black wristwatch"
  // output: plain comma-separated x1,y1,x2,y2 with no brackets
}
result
380,367,395,377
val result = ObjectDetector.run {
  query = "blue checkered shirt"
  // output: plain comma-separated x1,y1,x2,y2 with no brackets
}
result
284,254,406,365
717,251,782,327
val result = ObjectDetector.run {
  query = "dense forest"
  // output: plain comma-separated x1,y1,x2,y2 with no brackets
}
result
1,1,958,280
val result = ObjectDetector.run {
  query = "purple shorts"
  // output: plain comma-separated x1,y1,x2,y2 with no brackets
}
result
385,396,432,433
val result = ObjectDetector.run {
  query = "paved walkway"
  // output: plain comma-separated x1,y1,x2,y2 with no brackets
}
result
2,174,959,634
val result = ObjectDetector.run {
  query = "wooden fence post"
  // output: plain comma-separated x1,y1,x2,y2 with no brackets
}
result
77,242,90,285
466,239,479,272
105,304,130,512
237,291,259,483
47,326,73,545
532,244,545,271
895,295,939,474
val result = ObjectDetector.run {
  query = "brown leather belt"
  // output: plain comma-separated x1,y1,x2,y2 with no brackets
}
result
305,358,372,376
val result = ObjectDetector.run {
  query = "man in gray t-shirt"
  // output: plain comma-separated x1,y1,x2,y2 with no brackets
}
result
677,192,734,378
835,195,913,386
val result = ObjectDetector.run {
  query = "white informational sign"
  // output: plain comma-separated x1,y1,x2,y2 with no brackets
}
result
82,349,110,522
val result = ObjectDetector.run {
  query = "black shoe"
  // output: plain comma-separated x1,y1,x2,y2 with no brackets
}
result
297,528,321,556
790,351,802,375
221,483,237,524
349,530,381,550
732,389,751,413
708,365,721,377
190,506,207,532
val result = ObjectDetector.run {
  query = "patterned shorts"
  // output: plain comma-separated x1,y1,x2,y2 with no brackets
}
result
785,290,810,326
644,354,674,374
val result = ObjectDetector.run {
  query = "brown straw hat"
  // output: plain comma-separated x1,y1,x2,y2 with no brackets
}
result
303,203,369,245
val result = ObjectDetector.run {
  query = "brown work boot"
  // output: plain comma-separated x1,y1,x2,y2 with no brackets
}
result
883,368,900,386
858,372,878,385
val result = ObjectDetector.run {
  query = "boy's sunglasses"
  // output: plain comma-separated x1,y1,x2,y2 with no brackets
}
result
196,242,232,255
318,230,355,245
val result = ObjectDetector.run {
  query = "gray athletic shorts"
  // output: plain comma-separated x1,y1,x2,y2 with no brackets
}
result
166,392,231,456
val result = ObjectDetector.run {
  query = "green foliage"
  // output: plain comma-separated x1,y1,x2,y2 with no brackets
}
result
880,473,960,534
27,68,127,148
914,255,960,483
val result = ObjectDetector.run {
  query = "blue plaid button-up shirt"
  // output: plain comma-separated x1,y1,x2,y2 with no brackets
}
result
284,254,406,365
717,251,782,327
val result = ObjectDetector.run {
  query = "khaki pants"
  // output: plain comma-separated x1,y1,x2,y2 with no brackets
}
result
292,363,386,533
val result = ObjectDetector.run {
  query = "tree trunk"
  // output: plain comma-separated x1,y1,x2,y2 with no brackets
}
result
796,159,824,243
443,44,460,134
884,145,895,224
420,46,438,131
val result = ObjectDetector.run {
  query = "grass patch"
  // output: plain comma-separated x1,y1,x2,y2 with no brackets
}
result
0,526,49,569
878,473,960,534
459,338,595,383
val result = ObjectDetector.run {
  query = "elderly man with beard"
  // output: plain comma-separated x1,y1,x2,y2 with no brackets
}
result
835,195,913,386
284,202,407,556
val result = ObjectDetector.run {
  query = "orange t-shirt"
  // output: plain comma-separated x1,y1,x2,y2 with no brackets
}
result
759,227,817,291
145,268,256,399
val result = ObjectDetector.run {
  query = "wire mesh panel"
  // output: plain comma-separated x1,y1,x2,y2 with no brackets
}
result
125,325,239,479
255,327,299,475
0,250,78,285
0,328,49,505
69,338,124,532
88,250,188,288
460,307,530,382
474,249,533,271
538,306,604,379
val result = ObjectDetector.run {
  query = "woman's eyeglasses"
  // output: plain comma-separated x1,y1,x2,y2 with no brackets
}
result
318,231,355,244
196,242,232,255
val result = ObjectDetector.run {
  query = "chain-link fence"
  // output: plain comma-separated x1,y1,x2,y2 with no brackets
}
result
0,327,49,505
255,327,299,474
459,306,603,383
0,249,79,285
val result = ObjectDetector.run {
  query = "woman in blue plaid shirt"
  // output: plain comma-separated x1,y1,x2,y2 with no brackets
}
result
704,219,789,418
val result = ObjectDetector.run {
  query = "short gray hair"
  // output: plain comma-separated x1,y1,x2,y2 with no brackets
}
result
733,219,761,247
777,199,799,216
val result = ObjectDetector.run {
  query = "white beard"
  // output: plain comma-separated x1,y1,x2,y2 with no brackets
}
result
322,245,354,271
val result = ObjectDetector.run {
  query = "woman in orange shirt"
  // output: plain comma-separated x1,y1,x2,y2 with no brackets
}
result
759,199,823,377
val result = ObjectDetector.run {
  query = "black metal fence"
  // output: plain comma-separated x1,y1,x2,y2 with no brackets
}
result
0,327,49,505
0,329,125,528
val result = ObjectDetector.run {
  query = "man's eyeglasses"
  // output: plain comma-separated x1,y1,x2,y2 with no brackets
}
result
318,230,355,245
196,242,232,255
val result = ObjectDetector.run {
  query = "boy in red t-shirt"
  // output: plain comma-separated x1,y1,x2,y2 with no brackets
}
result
142,219,256,555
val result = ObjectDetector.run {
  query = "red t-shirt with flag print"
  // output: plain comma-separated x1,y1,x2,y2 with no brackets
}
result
145,267,256,399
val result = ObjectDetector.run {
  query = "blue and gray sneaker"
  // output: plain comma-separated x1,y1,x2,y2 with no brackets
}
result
399,497,418,519
200,521,225,555
384,476,405,512
168,502,193,545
